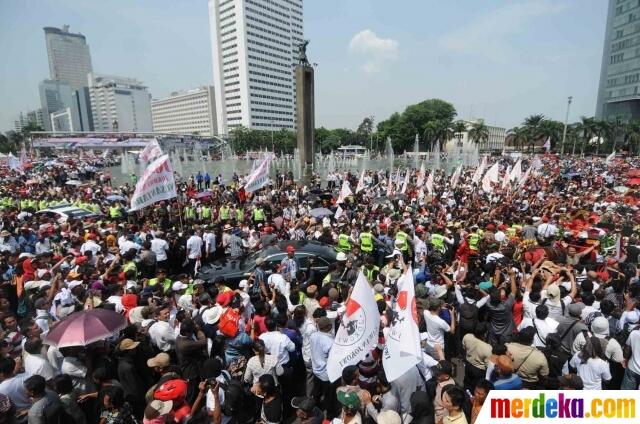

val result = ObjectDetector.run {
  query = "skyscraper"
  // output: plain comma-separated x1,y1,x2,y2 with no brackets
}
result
152,86,218,136
88,73,153,132
44,25,94,92
596,0,640,120
208,0,304,134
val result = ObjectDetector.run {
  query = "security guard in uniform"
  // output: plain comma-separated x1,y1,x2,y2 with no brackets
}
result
109,202,123,220
252,204,265,224
336,228,352,253
184,204,196,221
219,204,230,222
359,225,374,254
200,204,212,222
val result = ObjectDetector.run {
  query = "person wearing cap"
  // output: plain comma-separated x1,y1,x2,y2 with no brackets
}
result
545,278,577,321
116,338,146,413
505,327,549,389
336,390,362,424
0,230,18,254
569,330,612,390
145,353,179,403
281,245,300,285
291,395,323,424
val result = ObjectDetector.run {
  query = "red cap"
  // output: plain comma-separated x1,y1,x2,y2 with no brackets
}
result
542,216,550,223
319,296,330,309
498,224,508,231
415,225,424,234
216,291,233,307
75,256,88,265
286,245,295,253
379,223,387,230
486,224,495,231
87,233,97,240
154,379,188,401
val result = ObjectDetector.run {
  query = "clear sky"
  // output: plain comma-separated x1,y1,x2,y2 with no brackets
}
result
0,0,608,133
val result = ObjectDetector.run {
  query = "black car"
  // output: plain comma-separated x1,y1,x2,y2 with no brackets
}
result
196,240,339,287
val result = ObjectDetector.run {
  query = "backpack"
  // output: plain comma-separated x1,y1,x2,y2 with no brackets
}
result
614,322,639,347
220,373,255,424
219,308,240,338
459,298,479,335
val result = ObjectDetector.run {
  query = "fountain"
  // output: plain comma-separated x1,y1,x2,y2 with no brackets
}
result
293,148,302,181
385,137,394,172
432,140,441,171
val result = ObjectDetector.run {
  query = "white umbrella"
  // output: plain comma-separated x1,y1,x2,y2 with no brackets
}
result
65,180,82,186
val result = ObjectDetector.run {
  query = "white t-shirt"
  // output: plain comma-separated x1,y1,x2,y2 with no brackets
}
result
518,317,558,347
151,238,169,262
268,273,287,296
423,311,450,348
569,353,611,390
626,330,640,375
186,235,203,259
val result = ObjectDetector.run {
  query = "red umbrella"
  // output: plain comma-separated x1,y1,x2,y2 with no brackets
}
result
44,308,126,348
627,178,640,186
627,169,640,178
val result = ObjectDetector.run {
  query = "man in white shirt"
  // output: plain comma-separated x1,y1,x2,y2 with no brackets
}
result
309,317,334,384
148,307,176,352
151,232,169,268
80,234,101,256
537,217,557,239
119,235,141,255
23,339,58,382
259,317,295,367
186,229,203,276
203,229,216,261
517,304,558,347
423,298,456,350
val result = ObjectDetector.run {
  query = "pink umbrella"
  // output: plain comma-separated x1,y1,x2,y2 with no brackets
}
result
44,308,127,348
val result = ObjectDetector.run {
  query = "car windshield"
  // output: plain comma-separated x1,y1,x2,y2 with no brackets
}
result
66,209,94,218
240,250,262,270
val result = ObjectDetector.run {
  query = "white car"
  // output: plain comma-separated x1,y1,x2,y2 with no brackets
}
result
36,204,101,223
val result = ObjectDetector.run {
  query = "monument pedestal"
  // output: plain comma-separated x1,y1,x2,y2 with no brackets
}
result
296,65,315,170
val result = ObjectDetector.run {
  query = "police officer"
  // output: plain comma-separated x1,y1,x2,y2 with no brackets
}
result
336,226,352,253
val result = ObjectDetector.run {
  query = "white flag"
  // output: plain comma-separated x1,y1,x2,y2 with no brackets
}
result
129,155,177,211
509,158,522,182
416,161,425,187
472,155,487,184
327,272,381,382
502,165,511,189
518,165,532,187
425,172,434,195
382,268,422,381
400,171,410,194
335,205,344,220
543,137,551,152
356,169,365,194
244,156,271,193
395,169,402,191
481,162,499,192
606,150,615,165
337,180,353,204
386,172,394,197
450,165,462,189
139,139,163,163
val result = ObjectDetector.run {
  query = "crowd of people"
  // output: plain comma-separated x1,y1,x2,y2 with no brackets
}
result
0,151,639,424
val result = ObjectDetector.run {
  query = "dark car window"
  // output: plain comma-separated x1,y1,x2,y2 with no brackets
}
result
313,256,330,267
265,253,287,270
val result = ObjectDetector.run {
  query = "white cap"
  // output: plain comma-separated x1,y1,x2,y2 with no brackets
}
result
238,279,248,289
67,280,84,290
172,281,188,292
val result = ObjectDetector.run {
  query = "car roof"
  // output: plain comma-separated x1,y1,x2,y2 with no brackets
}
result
261,240,337,258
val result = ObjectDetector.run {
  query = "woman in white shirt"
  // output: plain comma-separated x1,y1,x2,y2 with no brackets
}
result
569,336,611,390
244,339,283,385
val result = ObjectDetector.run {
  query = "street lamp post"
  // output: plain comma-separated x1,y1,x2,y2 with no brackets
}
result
560,96,572,156
270,120,275,152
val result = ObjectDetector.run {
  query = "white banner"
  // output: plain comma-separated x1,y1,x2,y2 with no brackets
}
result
482,162,500,192
450,164,462,189
382,268,422,381
356,169,365,194
606,150,616,165
425,172,434,195
509,158,522,182
139,139,163,163
327,272,380,382
476,390,638,424
416,161,425,187
244,156,271,193
129,155,177,211
400,171,410,194
337,180,353,204
472,155,487,184
386,172,394,197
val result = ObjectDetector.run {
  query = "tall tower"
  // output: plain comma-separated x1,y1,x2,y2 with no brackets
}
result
208,0,303,135
596,0,640,121
44,25,94,92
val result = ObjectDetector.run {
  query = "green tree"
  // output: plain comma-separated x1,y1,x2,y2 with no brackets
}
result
468,120,489,146
625,121,640,154
539,119,564,151
507,127,527,151
356,116,374,146
452,120,467,146
607,115,625,154
577,116,596,156
522,114,546,152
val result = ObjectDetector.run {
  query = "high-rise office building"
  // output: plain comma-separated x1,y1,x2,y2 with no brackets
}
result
151,86,218,136
595,0,640,120
88,73,153,132
44,25,94,92
14,110,45,133
39,80,93,132
208,0,303,134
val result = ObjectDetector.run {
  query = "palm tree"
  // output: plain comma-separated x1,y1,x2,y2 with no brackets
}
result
507,126,527,151
626,121,640,154
522,114,546,151
452,120,467,147
607,115,625,154
578,116,596,156
593,120,611,155
468,120,490,147
437,119,454,150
